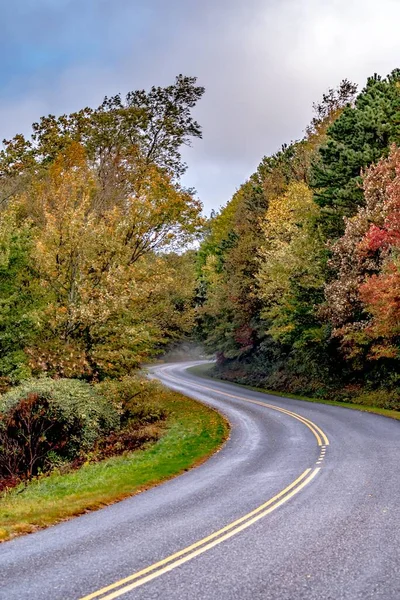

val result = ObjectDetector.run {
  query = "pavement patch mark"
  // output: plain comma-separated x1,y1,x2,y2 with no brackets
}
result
79,468,320,600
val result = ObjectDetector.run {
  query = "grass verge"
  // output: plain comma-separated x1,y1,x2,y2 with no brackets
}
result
0,388,228,543
187,363,400,422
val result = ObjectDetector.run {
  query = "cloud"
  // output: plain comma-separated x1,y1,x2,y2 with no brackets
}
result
1,0,400,213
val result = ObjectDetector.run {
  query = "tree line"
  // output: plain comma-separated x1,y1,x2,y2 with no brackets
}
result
197,69,400,409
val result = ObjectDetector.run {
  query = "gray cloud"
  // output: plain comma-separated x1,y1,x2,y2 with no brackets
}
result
1,0,400,213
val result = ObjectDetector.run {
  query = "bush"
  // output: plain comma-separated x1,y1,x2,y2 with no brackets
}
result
0,379,119,481
94,423,162,461
351,389,400,411
96,376,168,426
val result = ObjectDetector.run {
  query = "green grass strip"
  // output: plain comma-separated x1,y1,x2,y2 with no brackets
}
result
187,363,400,421
0,389,228,542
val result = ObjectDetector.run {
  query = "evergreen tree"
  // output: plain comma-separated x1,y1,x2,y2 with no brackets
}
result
311,69,400,238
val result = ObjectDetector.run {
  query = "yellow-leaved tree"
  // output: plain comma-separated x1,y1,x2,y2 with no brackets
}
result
19,143,202,378
256,181,326,344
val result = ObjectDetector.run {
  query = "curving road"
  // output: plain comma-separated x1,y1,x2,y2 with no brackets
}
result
0,361,399,600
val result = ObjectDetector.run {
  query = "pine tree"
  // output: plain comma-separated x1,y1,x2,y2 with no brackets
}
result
311,69,400,239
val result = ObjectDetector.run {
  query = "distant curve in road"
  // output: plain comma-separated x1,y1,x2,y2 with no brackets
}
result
0,361,399,600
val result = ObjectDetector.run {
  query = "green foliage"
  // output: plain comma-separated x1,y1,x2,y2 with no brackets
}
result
311,69,400,238
0,210,43,383
197,70,400,406
349,389,400,411
0,379,119,481
96,375,168,426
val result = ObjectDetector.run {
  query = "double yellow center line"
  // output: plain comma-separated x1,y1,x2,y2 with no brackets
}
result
79,369,329,600
80,469,319,600
159,369,329,447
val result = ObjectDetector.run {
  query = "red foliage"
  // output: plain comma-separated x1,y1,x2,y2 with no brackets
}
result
325,145,400,361
0,474,20,493
363,224,391,252
360,266,400,339
357,146,400,357
234,325,254,349
363,212,400,253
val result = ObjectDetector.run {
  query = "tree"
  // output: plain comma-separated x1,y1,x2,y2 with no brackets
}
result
322,145,400,373
197,173,268,360
311,69,400,239
0,207,42,384
305,79,357,137
0,75,204,183
19,144,202,379
257,182,325,343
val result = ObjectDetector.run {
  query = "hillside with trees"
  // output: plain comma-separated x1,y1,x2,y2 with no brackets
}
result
197,69,400,410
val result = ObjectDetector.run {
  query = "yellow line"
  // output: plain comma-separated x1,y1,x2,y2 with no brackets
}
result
80,367,328,599
161,369,329,447
241,399,323,446
80,470,310,600
80,469,320,600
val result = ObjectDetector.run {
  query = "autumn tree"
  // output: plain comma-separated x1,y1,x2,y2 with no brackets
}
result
257,182,326,350
0,76,204,201
323,145,400,377
15,142,202,379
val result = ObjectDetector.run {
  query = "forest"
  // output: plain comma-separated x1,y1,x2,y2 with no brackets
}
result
1,68,400,496
197,69,400,410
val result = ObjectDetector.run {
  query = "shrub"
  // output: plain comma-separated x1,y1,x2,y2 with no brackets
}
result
0,379,119,481
351,389,400,410
96,376,168,426
93,423,162,461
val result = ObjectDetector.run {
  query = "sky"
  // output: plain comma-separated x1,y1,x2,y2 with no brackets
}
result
1,0,400,214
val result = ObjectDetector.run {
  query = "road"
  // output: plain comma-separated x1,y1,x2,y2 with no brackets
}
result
0,361,399,599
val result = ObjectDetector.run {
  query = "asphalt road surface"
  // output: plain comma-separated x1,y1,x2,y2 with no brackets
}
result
0,361,399,600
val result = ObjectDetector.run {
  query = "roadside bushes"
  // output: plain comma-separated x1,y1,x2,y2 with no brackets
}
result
96,375,168,427
0,379,119,482
0,375,170,491
339,388,400,410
